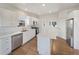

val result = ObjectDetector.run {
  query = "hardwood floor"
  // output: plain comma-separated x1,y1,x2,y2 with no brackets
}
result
51,37,79,55
11,36,79,55
51,38,74,55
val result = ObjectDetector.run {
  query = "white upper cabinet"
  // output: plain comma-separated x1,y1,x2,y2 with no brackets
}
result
0,8,19,26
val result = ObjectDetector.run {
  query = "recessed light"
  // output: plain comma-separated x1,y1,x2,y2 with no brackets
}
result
24,8,28,11
49,11,52,13
38,13,41,15
42,4,46,7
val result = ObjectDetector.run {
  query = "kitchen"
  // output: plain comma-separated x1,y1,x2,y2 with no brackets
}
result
1,3,79,55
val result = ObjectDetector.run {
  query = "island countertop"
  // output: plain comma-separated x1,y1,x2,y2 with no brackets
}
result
0,31,22,39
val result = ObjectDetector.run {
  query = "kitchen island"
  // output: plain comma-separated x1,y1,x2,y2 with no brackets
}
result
37,33,56,55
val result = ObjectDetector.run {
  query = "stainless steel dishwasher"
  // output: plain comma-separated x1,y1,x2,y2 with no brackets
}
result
11,33,23,51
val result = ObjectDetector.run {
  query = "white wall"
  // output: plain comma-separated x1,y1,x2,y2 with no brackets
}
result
0,15,2,26
38,9,73,39
69,10,79,49
57,9,77,39
38,13,58,39
57,9,79,49
38,8,79,39
57,20,66,39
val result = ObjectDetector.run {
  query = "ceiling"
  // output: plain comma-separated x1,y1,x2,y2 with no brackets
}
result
0,3,79,15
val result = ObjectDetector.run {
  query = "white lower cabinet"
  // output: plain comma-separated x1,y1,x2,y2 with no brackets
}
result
37,34,51,55
0,36,11,55
23,29,35,44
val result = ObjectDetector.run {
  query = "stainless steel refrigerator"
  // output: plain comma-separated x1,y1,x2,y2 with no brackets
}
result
66,18,74,48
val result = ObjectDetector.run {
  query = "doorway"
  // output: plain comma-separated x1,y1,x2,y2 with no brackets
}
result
66,18,74,48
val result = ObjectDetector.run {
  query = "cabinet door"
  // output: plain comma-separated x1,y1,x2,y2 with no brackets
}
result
23,31,30,44
0,36,11,55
